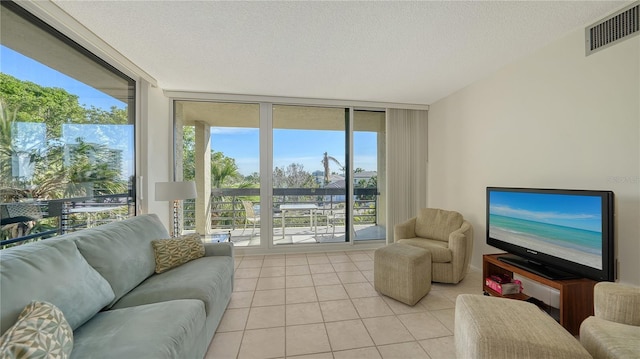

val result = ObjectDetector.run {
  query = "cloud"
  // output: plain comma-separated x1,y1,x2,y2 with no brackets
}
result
490,205,597,221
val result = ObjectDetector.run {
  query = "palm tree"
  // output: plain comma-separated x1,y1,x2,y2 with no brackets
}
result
321,152,344,185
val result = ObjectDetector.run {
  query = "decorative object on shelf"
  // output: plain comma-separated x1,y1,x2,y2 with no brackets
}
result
155,181,197,237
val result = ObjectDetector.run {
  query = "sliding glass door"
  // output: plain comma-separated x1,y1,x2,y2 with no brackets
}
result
272,105,348,245
174,101,386,248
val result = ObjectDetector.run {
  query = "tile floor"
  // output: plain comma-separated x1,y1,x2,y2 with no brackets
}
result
205,251,483,359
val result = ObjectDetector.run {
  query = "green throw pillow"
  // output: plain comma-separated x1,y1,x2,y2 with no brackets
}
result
151,233,205,274
0,301,74,359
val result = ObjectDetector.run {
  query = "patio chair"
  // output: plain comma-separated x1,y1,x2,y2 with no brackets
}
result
326,209,344,237
241,200,260,236
326,208,356,238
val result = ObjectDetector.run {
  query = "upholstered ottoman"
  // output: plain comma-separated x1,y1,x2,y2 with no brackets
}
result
455,294,591,359
374,243,431,306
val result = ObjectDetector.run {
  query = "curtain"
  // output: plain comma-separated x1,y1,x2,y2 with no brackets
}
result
385,109,428,242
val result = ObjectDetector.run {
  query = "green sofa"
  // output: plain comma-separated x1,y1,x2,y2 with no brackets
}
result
0,214,234,358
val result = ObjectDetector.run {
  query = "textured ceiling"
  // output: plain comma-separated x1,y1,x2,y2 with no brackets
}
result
52,0,629,105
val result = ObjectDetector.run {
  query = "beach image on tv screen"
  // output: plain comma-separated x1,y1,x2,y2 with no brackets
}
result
489,191,602,269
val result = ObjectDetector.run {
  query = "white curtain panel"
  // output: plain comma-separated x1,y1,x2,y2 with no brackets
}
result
385,108,428,243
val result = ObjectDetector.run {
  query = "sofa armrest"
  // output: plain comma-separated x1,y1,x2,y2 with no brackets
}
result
594,282,640,326
448,220,473,282
203,242,234,258
394,217,417,241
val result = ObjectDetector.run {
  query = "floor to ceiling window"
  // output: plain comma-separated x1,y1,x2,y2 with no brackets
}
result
173,100,386,249
0,1,136,248
176,101,260,245
272,105,348,245
353,110,386,241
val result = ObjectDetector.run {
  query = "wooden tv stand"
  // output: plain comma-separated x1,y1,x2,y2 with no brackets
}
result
482,253,597,335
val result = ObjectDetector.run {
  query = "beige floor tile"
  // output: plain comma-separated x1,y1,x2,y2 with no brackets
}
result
256,276,285,290
327,254,351,263
337,271,368,284
235,267,262,279
228,291,254,309
285,323,331,356
333,347,382,359
286,287,318,304
217,308,249,332
381,295,427,315
263,258,286,267
397,312,451,340
419,292,456,311
361,270,374,282
252,289,286,307
309,263,335,274
286,257,308,266
344,282,379,298
306,256,330,265
234,277,259,292
430,308,456,332
287,353,333,359
205,331,243,359
419,336,456,359
325,319,374,351
319,299,359,322
315,284,349,301
286,265,311,276
285,302,323,326
332,262,359,272
238,327,285,359
348,253,372,262
260,266,286,277
286,274,314,288
377,341,431,359
312,272,341,286
238,259,264,269
351,297,394,318
354,260,374,271
246,305,285,329
362,316,414,346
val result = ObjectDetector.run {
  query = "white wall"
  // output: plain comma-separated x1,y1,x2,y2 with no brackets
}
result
428,28,640,285
138,82,172,230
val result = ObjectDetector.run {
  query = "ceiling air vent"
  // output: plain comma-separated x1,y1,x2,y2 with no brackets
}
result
586,2,639,56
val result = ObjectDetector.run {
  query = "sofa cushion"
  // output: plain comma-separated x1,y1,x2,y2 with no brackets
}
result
415,208,463,242
580,316,640,359
0,301,73,359
71,300,206,359
111,255,233,316
0,239,115,334
151,234,205,274
72,214,170,307
396,238,452,263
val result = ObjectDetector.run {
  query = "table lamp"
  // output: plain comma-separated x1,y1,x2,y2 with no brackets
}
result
155,181,197,237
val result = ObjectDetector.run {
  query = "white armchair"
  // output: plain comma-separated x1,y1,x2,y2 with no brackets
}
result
580,282,640,359
394,208,473,284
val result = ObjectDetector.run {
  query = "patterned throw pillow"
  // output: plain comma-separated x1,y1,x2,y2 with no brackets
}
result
0,301,74,359
151,233,205,274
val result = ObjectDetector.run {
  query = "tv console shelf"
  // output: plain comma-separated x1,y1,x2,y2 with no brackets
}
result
483,253,597,335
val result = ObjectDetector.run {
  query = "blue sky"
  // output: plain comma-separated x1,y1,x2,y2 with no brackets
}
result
212,127,377,175
489,191,602,232
3,45,378,177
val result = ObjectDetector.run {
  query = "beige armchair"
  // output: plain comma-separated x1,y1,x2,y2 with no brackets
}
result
394,208,473,284
580,282,640,359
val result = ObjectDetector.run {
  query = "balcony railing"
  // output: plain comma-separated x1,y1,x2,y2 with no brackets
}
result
1,193,132,248
183,187,379,236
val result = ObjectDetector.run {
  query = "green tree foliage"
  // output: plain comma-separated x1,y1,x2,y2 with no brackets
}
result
0,73,128,202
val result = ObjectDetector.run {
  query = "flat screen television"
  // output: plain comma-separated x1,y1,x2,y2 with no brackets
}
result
486,187,615,281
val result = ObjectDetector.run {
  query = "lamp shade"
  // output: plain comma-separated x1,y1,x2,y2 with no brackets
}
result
155,181,197,201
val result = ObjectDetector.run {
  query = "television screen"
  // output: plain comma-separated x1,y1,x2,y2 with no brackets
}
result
487,187,614,281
